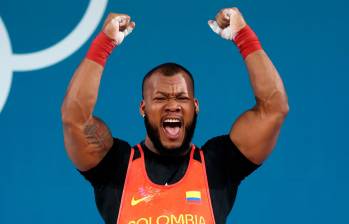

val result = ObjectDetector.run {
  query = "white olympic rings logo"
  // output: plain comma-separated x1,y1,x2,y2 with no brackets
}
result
0,0,108,113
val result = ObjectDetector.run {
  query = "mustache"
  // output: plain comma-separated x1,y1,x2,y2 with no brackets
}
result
143,113,197,156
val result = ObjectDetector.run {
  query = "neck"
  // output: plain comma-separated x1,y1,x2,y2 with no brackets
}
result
144,135,159,154
144,135,191,156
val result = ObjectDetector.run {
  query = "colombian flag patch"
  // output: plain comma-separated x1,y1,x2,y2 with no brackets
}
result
186,191,201,202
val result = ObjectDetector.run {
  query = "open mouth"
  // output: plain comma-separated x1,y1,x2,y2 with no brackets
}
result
161,118,183,140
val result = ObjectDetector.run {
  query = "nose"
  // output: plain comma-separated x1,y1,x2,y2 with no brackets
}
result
164,99,181,113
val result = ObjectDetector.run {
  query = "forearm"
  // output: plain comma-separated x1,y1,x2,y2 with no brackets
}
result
233,24,288,115
61,30,117,125
209,8,289,115
61,59,104,125
244,50,289,115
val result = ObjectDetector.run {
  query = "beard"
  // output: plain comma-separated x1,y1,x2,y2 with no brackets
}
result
144,113,197,156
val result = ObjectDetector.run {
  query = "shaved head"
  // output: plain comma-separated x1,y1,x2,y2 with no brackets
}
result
142,62,195,99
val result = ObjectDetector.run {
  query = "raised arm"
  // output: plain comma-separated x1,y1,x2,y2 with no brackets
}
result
209,8,289,165
61,13,135,171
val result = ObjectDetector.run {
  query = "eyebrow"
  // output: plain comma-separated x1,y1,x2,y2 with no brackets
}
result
154,91,190,98
154,91,189,96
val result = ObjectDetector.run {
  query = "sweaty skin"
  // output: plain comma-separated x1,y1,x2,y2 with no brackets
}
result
61,7,288,172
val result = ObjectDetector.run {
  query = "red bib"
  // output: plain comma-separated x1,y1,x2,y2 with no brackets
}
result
117,144,216,224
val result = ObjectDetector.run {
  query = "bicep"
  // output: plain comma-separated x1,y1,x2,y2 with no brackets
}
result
229,107,285,165
63,116,113,171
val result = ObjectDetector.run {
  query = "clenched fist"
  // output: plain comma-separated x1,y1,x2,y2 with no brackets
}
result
208,7,246,41
102,13,136,45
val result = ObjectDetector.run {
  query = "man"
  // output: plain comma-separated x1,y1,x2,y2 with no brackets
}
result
61,6,289,224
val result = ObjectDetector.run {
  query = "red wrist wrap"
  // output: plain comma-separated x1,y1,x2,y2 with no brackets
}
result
234,25,262,59
86,32,117,67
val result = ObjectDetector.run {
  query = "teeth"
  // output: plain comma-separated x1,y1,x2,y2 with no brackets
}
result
164,118,180,123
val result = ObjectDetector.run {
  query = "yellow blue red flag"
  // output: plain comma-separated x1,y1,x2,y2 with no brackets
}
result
185,191,201,202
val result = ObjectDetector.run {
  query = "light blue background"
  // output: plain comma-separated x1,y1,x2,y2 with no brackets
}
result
1,0,348,223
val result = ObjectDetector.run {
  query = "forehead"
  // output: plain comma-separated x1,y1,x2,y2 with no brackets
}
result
144,72,193,96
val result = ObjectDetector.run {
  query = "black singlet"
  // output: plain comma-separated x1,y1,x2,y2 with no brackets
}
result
80,135,260,224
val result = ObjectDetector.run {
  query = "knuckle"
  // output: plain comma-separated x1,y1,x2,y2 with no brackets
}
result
233,8,240,13
109,13,117,19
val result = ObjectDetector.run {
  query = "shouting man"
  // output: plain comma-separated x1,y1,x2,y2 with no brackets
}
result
61,6,289,224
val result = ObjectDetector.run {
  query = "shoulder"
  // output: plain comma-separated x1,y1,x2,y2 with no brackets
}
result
201,135,236,152
201,135,257,164
201,135,261,182
79,138,132,185
201,135,241,160
200,135,238,166
93,138,132,168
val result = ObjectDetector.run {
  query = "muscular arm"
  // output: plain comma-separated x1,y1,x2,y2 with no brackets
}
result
209,8,289,165
230,50,289,165
61,59,113,171
61,13,135,171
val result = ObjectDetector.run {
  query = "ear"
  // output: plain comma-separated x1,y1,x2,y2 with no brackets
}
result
139,100,146,117
194,98,199,114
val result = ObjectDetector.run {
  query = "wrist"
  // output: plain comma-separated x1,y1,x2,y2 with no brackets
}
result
233,25,262,59
86,32,117,67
